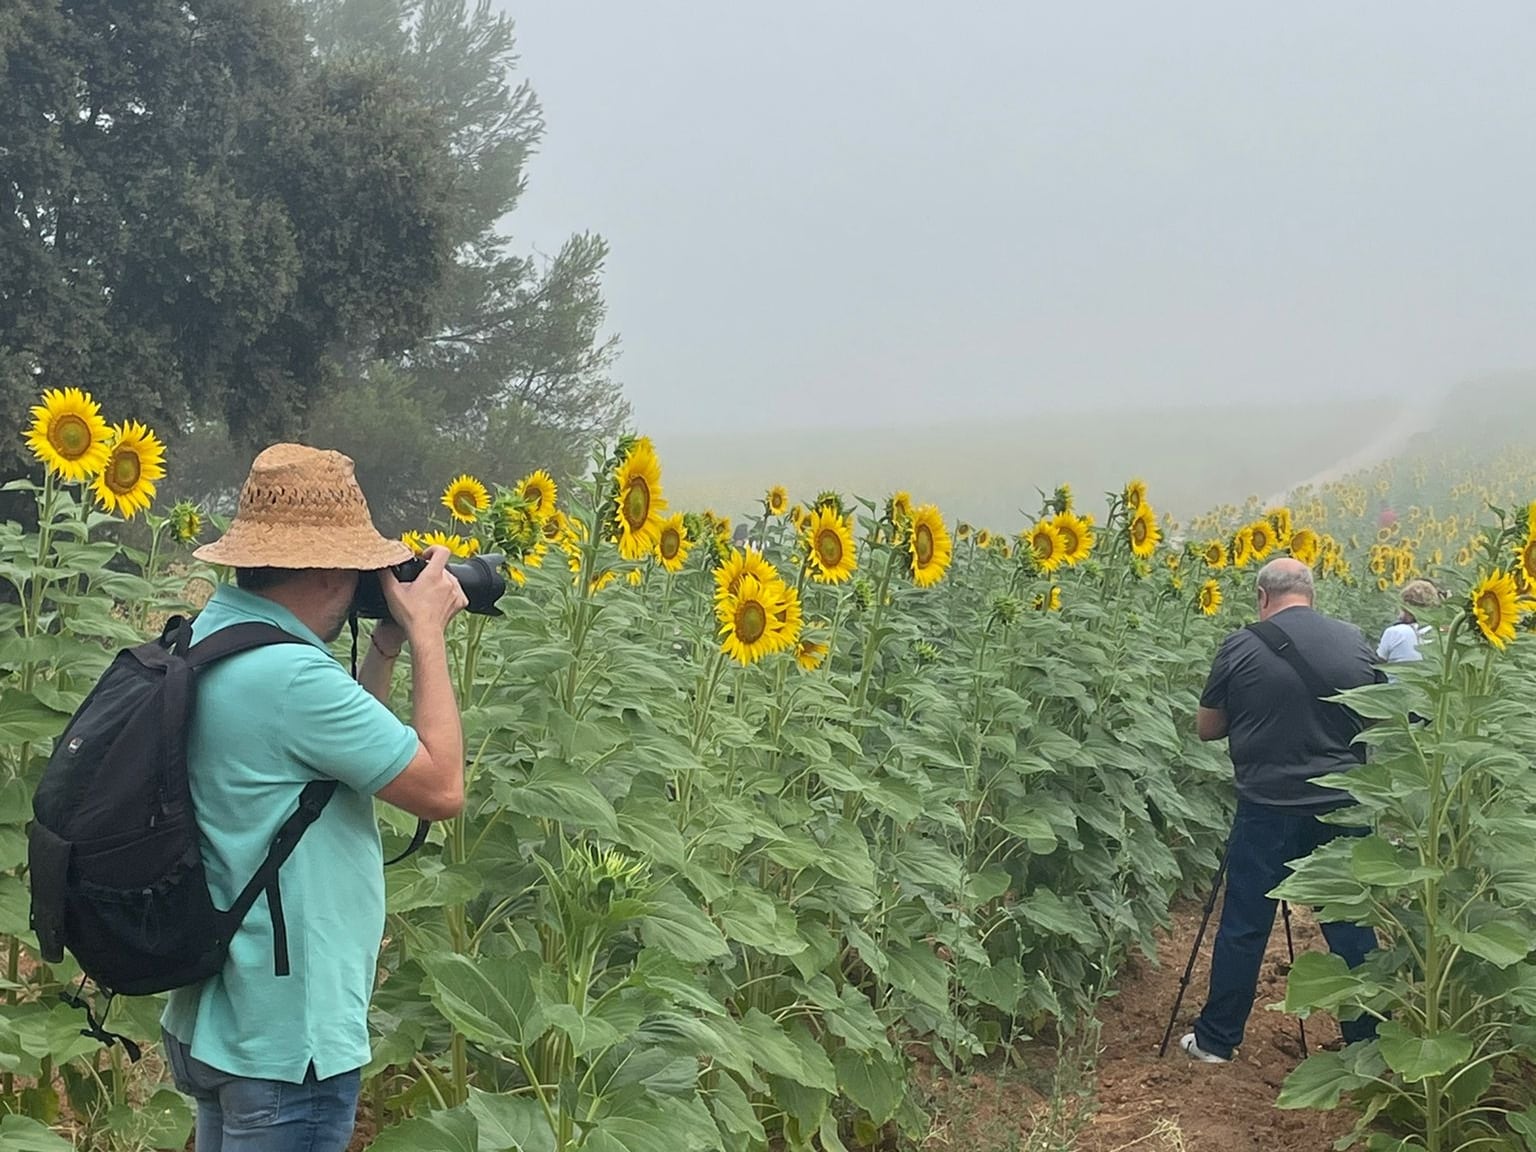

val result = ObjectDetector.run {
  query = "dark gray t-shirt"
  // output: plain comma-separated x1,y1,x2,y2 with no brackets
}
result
1199,605,1383,810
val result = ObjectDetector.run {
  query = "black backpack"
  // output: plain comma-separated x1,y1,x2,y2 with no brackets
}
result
29,617,344,1013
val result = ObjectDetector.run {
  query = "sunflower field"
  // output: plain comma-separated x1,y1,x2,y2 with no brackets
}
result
5,387,1536,1151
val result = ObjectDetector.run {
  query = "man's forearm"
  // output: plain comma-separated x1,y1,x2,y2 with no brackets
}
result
408,632,465,781
360,632,400,704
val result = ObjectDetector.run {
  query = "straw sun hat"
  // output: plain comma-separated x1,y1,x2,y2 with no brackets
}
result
1400,579,1440,609
194,444,411,571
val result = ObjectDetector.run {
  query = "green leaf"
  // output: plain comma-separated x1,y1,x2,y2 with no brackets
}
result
738,1009,836,1092
0,874,31,937
496,760,618,838
1507,1106,1536,1151
96,1089,193,1150
712,889,804,956
365,1021,427,1079
386,859,484,914
1282,951,1377,1014
641,885,729,962
1276,1048,1376,1110
994,809,1058,854
371,1106,479,1152
468,1088,556,1152
0,1116,73,1152
0,693,71,744
1449,918,1531,969
709,1074,766,1143
1349,838,1441,887
885,942,950,1012
1376,1021,1473,1083
421,952,545,1053
582,1114,679,1152
1015,889,1100,948
834,1047,905,1124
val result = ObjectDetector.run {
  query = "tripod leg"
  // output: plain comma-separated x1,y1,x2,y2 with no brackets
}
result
1281,900,1307,1053
1159,844,1230,1057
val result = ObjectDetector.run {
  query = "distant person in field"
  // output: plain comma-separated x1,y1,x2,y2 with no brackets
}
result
1377,579,1439,667
1181,558,1383,1064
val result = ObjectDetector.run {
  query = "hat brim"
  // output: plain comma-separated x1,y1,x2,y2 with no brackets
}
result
194,522,412,571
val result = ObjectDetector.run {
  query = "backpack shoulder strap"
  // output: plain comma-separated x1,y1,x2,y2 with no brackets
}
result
186,622,309,668
1246,618,1364,757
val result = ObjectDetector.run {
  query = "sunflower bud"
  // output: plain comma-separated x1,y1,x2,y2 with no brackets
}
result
989,594,1022,627
912,639,939,667
168,500,203,545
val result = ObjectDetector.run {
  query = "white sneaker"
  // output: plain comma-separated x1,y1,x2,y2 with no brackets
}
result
1179,1033,1230,1064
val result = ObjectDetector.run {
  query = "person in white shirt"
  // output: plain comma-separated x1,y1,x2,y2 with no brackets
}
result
1378,580,1439,665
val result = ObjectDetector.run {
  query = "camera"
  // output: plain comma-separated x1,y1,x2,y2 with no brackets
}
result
352,552,507,620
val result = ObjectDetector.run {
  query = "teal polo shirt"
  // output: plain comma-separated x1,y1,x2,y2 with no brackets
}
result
161,583,418,1082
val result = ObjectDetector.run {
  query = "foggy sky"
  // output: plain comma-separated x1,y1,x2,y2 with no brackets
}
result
503,2,1536,436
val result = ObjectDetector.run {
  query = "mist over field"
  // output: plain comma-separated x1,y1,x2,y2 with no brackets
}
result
506,2,1536,523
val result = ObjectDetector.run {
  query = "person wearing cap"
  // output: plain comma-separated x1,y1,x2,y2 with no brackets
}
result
159,444,468,1151
1378,579,1439,667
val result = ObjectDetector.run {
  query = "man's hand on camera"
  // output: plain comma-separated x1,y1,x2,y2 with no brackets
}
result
381,546,469,643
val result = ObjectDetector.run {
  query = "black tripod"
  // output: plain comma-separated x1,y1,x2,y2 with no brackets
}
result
1158,843,1308,1058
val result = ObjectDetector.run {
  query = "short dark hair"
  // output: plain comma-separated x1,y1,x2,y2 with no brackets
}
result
235,567,309,593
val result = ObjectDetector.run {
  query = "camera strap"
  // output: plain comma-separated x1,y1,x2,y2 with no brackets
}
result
348,610,431,865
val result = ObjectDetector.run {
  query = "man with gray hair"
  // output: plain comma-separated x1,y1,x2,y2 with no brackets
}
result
1180,557,1382,1063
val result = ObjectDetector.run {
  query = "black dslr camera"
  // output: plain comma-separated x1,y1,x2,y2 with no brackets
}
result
352,552,507,621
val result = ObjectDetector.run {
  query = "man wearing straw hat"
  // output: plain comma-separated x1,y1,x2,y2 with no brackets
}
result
160,444,467,1151
1378,578,1439,668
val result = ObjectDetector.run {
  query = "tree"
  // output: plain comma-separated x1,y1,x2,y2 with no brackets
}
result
0,0,457,502
296,0,630,525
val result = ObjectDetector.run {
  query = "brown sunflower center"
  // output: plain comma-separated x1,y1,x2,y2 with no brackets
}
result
914,524,934,566
452,488,478,516
1206,545,1221,563
660,527,681,560
1478,589,1504,630
1032,530,1053,559
1058,525,1079,553
622,478,652,530
816,527,844,568
50,414,93,459
1131,517,1148,546
526,484,547,510
105,447,141,494
1522,541,1536,574
734,599,768,645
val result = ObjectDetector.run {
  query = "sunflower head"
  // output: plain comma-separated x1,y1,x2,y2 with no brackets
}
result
516,470,558,520
1051,511,1094,566
905,504,953,588
168,500,203,545
613,438,668,560
1127,502,1161,559
795,635,830,673
1198,579,1223,617
718,574,797,665
92,421,166,519
1290,528,1321,568
1123,478,1148,512
1202,539,1228,569
989,594,1023,627
1265,507,1294,547
714,547,779,615
1032,586,1062,612
1027,519,1066,572
442,474,490,523
420,530,479,559
803,507,858,584
813,490,847,518
1469,569,1521,650
25,387,112,482
886,491,913,525
1052,483,1074,515
656,513,692,573
765,485,789,517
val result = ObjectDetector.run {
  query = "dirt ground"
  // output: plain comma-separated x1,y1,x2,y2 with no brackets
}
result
921,899,1358,1152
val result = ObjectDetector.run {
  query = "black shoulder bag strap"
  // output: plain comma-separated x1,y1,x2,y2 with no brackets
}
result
1246,619,1365,762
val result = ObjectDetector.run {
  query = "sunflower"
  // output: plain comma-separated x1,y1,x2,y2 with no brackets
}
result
516,470,558,520
1051,511,1094,565
168,500,202,545
765,485,789,517
1124,478,1148,511
1128,502,1160,559
1198,579,1223,616
1201,539,1228,569
907,504,953,588
590,569,617,593
789,504,809,530
1470,569,1520,650
656,513,691,573
1246,519,1276,559
1266,507,1294,547
1033,586,1062,612
714,547,780,612
887,491,912,524
25,387,112,481
92,421,166,519
614,438,668,560
795,635,829,672
402,530,426,553
627,568,644,587
420,530,479,559
1290,528,1321,568
719,575,793,665
974,528,991,549
804,507,857,583
442,474,490,523
1027,519,1066,572
1514,530,1536,588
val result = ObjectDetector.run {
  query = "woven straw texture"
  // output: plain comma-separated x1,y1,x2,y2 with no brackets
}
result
194,444,411,571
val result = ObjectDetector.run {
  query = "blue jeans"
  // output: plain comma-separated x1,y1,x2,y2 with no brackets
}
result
1194,799,1378,1059
162,1031,360,1152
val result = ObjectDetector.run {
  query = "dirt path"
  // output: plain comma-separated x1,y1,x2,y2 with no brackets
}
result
922,900,1357,1151
1262,398,1437,509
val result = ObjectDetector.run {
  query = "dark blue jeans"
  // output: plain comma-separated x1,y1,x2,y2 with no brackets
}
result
1194,799,1378,1059
162,1031,360,1152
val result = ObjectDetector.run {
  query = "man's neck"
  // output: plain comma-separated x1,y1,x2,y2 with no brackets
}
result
1260,597,1311,621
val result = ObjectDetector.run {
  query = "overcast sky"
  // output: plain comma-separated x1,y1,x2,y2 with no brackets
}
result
502,2,1536,436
